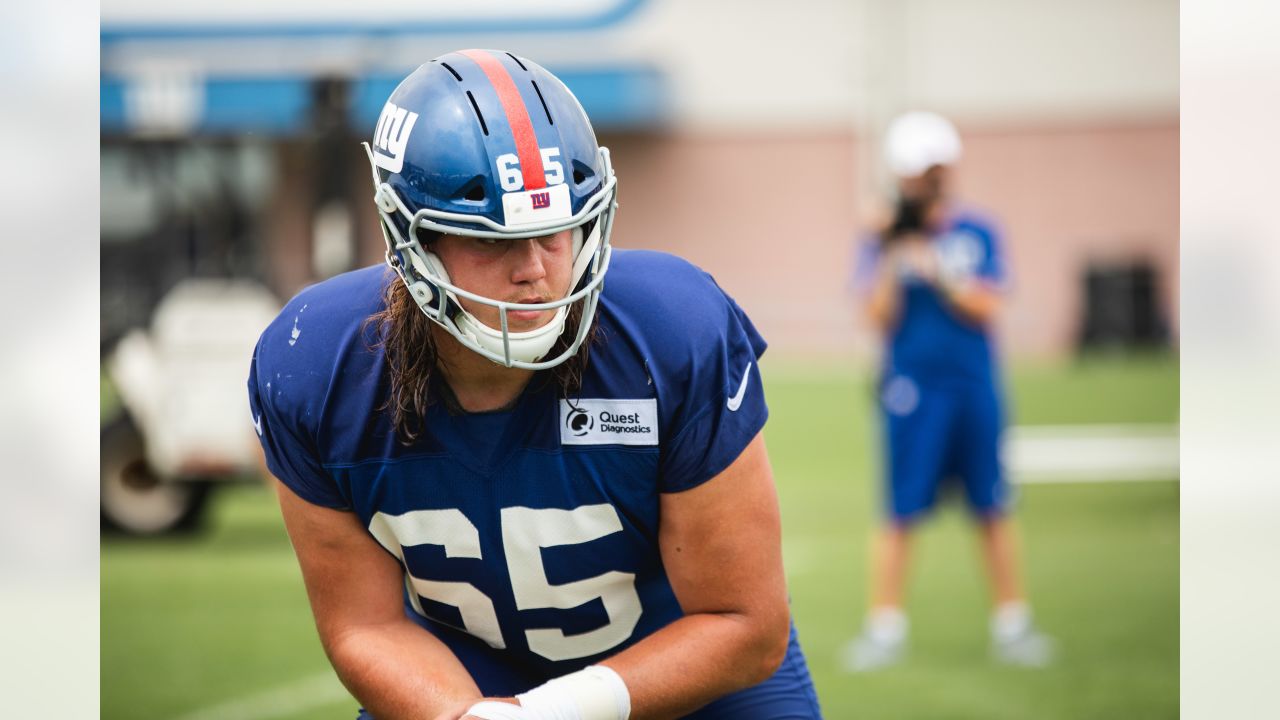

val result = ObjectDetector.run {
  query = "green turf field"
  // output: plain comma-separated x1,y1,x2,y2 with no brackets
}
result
101,354,1178,720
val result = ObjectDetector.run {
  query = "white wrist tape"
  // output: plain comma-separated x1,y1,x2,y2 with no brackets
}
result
516,665,631,720
464,701,531,720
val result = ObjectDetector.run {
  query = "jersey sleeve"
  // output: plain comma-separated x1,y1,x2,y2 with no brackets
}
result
247,331,351,510
849,236,883,297
973,216,1009,288
658,276,769,494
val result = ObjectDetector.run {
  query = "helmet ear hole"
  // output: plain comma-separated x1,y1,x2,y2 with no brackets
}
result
571,160,593,187
455,176,488,204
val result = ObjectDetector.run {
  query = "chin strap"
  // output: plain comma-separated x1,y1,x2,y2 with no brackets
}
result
406,224,598,365
454,306,570,364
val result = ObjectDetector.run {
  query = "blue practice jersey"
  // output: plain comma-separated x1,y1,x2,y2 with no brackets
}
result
853,206,1008,382
249,250,773,695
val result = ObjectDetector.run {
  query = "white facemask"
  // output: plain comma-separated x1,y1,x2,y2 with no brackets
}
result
420,225,598,364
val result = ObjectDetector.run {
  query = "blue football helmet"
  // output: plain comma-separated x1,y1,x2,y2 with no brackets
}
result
363,49,618,369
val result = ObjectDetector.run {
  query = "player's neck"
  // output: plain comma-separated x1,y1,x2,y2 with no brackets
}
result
432,326,535,413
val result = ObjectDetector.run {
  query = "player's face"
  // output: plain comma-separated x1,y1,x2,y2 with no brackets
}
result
900,165,949,202
432,230,575,332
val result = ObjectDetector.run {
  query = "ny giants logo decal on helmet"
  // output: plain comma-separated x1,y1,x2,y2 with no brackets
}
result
371,102,419,174
496,145,573,227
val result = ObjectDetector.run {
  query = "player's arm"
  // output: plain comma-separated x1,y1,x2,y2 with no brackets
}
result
937,223,1006,326
274,477,485,720
865,254,903,332
597,432,791,719
865,238,929,332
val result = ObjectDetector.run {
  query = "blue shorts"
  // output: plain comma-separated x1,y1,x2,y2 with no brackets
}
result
879,372,1009,523
356,621,822,719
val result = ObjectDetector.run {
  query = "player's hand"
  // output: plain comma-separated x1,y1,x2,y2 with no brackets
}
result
892,237,941,282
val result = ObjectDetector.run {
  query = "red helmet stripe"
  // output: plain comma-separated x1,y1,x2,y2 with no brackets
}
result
459,49,547,191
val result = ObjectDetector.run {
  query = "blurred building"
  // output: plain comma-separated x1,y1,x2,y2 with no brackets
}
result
101,0,1178,360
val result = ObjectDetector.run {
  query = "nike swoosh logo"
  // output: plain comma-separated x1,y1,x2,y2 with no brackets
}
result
252,413,264,437
726,362,753,412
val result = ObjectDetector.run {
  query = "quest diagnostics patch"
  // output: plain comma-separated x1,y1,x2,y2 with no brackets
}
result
560,399,659,446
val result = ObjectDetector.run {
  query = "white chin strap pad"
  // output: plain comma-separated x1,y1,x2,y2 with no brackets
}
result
412,225,594,365
455,305,569,364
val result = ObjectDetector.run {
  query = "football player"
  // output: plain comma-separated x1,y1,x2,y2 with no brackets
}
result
842,111,1055,671
249,50,822,720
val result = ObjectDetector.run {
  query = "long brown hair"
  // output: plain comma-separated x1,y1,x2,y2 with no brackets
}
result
366,270,598,444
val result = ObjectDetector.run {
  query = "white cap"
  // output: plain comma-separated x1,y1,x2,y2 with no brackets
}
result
883,111,963,178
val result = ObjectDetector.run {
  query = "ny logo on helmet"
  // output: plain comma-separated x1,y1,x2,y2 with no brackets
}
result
372,102,420,174
530,191,551,209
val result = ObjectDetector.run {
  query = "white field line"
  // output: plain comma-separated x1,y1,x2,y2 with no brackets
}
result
175,672,349,720
1006,424,1179,483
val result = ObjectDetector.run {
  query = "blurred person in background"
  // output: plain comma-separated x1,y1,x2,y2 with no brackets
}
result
841,112,1055,672
249,50,822,720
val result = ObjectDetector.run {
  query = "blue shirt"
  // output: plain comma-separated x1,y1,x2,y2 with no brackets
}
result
853,207,1007,382
248,249,769,693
